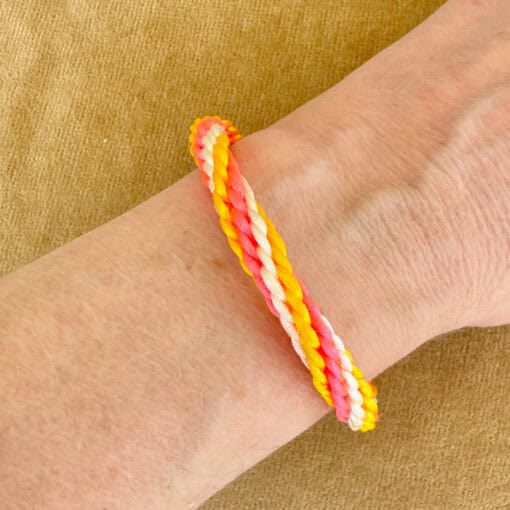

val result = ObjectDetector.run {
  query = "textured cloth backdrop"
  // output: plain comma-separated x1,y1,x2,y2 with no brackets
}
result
1,1,508,509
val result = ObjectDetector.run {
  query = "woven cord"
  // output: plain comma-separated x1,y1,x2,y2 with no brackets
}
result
189,116,378,431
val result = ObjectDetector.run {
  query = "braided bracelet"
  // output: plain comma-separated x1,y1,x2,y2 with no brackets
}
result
189,116,378,431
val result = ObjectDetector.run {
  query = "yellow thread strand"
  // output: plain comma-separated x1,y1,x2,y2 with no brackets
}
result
256,203,333,405
210,135,251,275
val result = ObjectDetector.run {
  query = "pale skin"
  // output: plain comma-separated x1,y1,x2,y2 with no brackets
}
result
1,0,509,508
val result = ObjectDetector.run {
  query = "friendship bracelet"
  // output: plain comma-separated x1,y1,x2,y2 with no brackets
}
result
189,116,378,431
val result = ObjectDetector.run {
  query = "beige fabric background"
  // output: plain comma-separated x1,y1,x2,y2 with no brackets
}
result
1,1,508,508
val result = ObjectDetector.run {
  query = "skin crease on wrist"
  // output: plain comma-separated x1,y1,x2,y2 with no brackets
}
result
0,0,509,509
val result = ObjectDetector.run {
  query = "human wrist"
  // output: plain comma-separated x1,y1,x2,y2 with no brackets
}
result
228,124,440,381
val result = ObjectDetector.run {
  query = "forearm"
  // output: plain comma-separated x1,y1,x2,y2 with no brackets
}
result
0,152,414,509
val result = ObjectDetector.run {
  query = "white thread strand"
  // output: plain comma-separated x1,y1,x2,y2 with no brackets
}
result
200,125,307,366
242,177,309,367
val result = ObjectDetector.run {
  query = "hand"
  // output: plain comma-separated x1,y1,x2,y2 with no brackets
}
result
231,0,509,372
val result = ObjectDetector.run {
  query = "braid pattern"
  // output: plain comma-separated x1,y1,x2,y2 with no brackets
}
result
189,116,378,431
